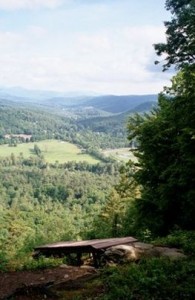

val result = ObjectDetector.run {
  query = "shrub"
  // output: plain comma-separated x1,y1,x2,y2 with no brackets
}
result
16,256,63,271
153,230,195,255
0,251,8,272
101,258,195,300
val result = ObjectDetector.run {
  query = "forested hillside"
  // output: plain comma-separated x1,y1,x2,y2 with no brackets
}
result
0,105,73,141
77,101,156,135
0,91,156,150
0,0,195,299
0,154,121,264
0,88,157,113
80,94,157,113
0,104,128,149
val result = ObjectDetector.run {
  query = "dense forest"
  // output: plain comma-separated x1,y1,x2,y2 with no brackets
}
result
0,0,195,299
0,156,121,261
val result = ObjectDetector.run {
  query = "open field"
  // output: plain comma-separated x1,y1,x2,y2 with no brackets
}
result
0,140,100,164
102,148,137,162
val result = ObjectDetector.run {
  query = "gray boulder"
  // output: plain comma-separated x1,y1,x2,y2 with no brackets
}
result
133,242,160,258
155,247,187,260
104,242,186,264
104,244,138,263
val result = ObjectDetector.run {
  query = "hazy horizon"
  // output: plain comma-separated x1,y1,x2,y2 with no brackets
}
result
0,0,174,95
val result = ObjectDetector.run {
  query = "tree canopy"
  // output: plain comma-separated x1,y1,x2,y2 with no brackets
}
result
127,0,195,235
154,0,195,70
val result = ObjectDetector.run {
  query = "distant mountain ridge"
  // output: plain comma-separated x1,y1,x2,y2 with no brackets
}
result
0,87,158,114
81,94,157,113
0,87,98,102
78,100,157,136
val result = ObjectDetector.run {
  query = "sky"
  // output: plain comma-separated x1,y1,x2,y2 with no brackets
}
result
0,0,174,95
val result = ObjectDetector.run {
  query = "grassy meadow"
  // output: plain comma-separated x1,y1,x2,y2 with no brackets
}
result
0,140,100,164
102,147,137,162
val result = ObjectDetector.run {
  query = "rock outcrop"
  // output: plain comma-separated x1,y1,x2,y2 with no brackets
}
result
104,242,186,264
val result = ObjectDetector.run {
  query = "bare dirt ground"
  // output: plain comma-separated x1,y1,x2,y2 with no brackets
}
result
0,265,101,300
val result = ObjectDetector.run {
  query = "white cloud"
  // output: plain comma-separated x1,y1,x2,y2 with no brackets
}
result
0,31,24,52
0,23,171,94
28,26,47,38
0,0,63,10
72,26,167,85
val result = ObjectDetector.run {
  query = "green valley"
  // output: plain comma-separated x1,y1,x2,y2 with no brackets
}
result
0,1,195,298
0,140,100,164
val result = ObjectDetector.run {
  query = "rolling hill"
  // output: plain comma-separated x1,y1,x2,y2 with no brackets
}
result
0,87,157,114
77,101,157,135
80,94,157,113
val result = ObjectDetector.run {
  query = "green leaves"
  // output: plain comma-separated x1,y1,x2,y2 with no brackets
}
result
126,72,195,235
102,258,195,300
124,0,195,236
154,0,195,70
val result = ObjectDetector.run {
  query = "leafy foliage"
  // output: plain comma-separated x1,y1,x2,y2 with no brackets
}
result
153,230,195,255
102,258,195,300
154,0,195,70
18,256,63,271
127,78,195,235
0,155,120,269
88,162,138,239
126,0,195,236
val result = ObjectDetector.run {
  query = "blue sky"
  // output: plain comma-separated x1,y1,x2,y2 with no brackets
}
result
0,0,173,95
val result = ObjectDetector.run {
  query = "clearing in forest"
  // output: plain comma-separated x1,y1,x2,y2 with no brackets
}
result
0,139,100,164
102,148,137,162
